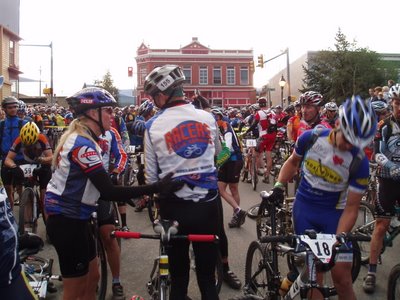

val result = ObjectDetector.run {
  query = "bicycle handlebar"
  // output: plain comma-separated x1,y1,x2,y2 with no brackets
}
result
111,230,219,242
260,232,371,244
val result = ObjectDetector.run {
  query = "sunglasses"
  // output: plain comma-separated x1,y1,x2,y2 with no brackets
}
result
101,106,114,114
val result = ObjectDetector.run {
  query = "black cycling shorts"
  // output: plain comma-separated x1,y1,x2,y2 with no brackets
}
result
97,199,115,226
218,160,243,183
375,177,400,218
0,165,23,186
46,215,96,278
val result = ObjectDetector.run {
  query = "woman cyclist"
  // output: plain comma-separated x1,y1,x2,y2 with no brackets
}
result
45,87,182,300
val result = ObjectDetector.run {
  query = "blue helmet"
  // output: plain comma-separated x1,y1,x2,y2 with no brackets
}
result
339,95,377,148
138,99,154,118
66,87,117,115
371,101,388,113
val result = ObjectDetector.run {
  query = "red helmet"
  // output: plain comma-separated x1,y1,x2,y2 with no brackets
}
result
299,91,324,106
257,97,267,107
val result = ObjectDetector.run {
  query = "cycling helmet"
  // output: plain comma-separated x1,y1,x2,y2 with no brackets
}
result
371,101,388,113
2,96,18,108
257,97,267,107
66,87,117,115
274,105,283,110
284,104,295,114
251,104,260,111
325,102,338,111
17,100,26,114
299,91,324,106
20,122,40,146
211,107,224,117
138,99,154,118
144,65,185,97
294,100,301,107
389,83,400,100
131,119,146,137
339,95,377,148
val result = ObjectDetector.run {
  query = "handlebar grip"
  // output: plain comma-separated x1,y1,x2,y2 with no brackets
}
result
342,233,371,242
187,234,219,242
260,235,293,244
112,231,141,239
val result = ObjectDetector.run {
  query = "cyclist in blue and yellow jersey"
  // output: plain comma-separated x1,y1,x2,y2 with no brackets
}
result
144,65,220,300
270,95,377,300
363,84,400,293
44,87,182,300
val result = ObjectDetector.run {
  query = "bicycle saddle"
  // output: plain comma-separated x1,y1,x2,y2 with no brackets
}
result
153,219,178,236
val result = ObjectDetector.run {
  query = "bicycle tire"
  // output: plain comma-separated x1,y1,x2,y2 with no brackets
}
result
241,167,249,183
388,263,400,300
36,190,47,229
251,155,258,191
244,241,274,299
19,188,37,235
112,202,122,250
147,195,159,223
159,278,169,300
353,200,375,265
215,251,223,294
97,236,108,300
247,204,260,219
23,255,50,273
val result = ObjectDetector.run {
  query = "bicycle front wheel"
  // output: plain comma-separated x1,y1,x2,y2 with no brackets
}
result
388,263,400,300
147,195,159,223
96,236,108,300
353,200,375,264
19,188,37,235
244,241,274,299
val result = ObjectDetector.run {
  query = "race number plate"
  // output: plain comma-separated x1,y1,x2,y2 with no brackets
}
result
127,145,136,154
300,233,336,264
246,139,257,147
19,164,37,178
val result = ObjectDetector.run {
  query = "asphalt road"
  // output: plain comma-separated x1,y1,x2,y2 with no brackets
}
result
22,178,399,300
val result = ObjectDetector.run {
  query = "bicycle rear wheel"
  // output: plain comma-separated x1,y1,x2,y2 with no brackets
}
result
388,263,400,300
244,241,275,299
147,195,159,223
96,236,108,300
19,188,37,235
251,155,258,191
353,201,375,264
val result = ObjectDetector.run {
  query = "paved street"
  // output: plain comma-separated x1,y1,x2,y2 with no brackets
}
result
27,178,398,299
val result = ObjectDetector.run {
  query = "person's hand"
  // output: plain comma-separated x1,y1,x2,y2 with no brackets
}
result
268,186,285,206
156,172,184,195
10,166,24,181
110,172,119,185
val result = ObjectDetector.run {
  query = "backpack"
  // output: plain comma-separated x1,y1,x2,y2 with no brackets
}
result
301,126,364,178
0,119,24,152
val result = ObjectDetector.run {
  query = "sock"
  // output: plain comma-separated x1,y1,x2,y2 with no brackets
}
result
120,213,127,227
112,278,121,285
234,207,241,214
368,264,377,274
222,262,230,273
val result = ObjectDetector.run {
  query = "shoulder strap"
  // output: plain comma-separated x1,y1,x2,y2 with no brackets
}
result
299,126,325,167
349,150,365,178
18,119,23,130
0,120,4,145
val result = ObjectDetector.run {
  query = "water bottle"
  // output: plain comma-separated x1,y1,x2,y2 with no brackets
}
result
279,270,298,296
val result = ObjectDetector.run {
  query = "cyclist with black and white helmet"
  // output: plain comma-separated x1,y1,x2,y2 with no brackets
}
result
363,83,400,294
44,87,182,299
323,101,339,127
270,95,377,299
143,64,221,299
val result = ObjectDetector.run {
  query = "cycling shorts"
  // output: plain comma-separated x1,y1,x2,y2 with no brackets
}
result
46,215,96,278
218,160,243,183
1,162,25,186
0,270,37,300
375,177,400,218
34,166,52,189
97,199,115,226
292,195,343,234
256,134,276,153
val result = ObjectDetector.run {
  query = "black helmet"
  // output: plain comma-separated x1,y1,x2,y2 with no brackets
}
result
66,87,117,115
2,96,19,108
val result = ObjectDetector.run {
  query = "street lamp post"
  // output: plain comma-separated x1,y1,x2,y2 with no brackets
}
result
279,75,286,108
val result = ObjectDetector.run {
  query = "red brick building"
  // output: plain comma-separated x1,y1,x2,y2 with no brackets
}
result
135,37,256,107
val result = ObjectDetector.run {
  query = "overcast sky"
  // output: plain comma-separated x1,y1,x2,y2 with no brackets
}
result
19,0,398,97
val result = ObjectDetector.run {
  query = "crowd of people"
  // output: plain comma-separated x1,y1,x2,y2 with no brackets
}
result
0,65,399,299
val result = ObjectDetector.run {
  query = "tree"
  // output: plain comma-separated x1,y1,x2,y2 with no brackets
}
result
94,70,120,104
301,28,395,103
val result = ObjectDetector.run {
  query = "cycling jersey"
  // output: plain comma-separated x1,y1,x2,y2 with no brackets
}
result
297,117,331,139
144,101,219,201
45,133,104,219
254,109,279,136
295,128,369,209
287,114,301,141
9,134,51,163
0,116,28,160
98,127,127,173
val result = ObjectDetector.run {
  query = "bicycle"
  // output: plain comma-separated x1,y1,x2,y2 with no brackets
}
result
18,163,46,235
241,132,258,191
111,219,222,300
388,261,400,300
19,234,62,299
244,191,364,299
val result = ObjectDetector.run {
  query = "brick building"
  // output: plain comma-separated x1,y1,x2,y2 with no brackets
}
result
135,37,256,107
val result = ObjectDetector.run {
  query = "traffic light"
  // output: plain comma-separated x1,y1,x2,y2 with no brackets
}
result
43,87,52,95
128,67,133,77
249,61,255,72
257,54,264,68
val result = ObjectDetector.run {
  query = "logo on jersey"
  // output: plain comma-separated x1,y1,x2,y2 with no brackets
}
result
164,121,211,159
305,158,342,184
72,146,101,169
332,155,344,165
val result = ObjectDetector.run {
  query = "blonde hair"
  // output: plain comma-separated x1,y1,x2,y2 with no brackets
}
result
52,118,101,167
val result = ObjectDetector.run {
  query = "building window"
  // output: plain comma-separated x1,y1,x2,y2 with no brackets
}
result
9,40,15,66
213,67,221,85
240,67,249,85
139,67,147,86
212,99,222,107
199,66,208,85
183,67,192,84
227,67,235,85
